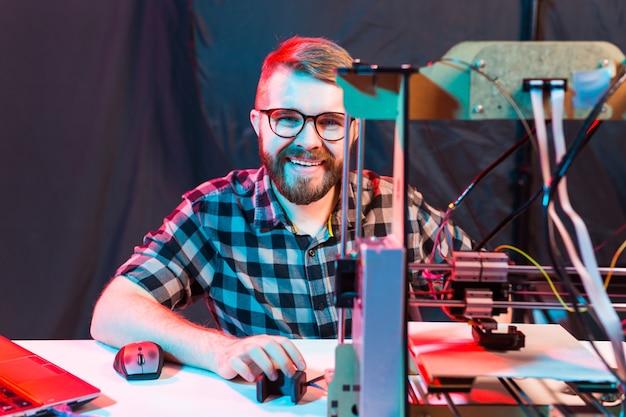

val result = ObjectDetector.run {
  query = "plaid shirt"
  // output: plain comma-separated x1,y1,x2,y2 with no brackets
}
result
116,166,473,338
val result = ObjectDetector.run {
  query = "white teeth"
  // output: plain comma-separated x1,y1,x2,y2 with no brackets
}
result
290,159,321,167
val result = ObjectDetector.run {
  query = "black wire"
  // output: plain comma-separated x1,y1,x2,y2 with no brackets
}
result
446,126,535,251
473,117,604,251
473,186,542,251
307,374,327,392
449,130,529,210
426,57,538,249
422,121,485,240
307,374,325,384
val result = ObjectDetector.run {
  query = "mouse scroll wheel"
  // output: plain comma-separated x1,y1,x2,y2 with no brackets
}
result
137,352,146,366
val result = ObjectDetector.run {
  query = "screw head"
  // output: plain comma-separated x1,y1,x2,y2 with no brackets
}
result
474,59,486,69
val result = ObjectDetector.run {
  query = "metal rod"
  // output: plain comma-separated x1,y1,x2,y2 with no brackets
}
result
575,392,615,417
408,298,626,311
408,262,626,276
355,118,365,239
339,112,352,259
442,392,462,417
336,109,354,345
497,377,545,417
337,308,345,344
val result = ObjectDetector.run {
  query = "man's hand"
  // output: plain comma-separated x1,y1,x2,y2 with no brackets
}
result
212,335,307,382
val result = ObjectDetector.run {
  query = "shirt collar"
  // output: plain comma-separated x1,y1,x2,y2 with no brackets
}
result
252,166,295,232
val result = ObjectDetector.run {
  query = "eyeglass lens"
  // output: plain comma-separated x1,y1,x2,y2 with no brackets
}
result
267,109,346,141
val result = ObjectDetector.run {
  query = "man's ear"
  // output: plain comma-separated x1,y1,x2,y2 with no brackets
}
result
250,109,261,136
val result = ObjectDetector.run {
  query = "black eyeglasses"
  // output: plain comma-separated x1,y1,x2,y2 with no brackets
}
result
258,108,351,141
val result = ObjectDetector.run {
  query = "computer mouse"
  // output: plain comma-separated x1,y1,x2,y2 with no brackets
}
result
113,341,164,380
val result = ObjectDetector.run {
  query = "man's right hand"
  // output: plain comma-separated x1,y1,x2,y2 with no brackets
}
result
211,334,306,382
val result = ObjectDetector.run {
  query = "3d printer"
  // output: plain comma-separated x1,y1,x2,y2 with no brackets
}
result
328,41,626,417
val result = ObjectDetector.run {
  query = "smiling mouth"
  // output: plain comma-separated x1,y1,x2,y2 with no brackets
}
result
288,157,323,167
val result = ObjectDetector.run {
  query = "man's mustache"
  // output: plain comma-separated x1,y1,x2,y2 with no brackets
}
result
278,147,333,161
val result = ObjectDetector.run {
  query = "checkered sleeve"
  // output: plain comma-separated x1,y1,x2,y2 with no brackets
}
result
115,198,206,310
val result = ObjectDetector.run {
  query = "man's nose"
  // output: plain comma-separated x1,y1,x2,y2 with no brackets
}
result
292,119,323,148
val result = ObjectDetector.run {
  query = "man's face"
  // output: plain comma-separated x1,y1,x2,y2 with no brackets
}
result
250,68,354,206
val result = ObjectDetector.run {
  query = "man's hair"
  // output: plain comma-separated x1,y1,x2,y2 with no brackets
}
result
254,36,354,108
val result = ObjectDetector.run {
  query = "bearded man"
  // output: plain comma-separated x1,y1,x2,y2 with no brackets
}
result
90,36,473,383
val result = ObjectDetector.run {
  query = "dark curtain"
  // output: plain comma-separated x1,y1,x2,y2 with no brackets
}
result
1,0,624,339
0,0,224,338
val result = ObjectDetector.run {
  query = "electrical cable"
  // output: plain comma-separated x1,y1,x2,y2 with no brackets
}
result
530,81,626,388
438,58,536,144
422,121,485,240
448,127,532,213
547,63,626,203
528,87,587,315
605,239,626,288
595,223,626,253
542,63,626,386
427,59,617,259
423,57,536,265
494,244,586,313
541,65,626,327
551,87,625,380
417,51,626,400
473,186,541,251
416,57,542,311
475,118,602,251
527,84,597,378
415,55,626,389
307,374,327,392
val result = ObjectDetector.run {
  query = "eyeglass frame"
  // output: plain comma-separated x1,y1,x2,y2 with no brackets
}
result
257,108,353,142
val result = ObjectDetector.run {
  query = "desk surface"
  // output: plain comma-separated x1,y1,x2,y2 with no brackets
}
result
15,322,622,416
16,339,336,417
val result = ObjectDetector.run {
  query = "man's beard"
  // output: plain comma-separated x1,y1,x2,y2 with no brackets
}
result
261,144,343,205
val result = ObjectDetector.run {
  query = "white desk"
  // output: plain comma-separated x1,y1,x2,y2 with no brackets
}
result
16,339,337,417
16,323,623,416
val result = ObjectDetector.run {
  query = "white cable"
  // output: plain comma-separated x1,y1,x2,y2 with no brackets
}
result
529,89,587,299
529,89,551,184
532,85,626,383
549,88,626,382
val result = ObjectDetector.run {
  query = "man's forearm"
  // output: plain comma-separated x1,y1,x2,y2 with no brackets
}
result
90,277,306,381
90,276,230,373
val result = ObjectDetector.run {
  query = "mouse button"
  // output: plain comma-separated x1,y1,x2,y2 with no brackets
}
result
144,345,160,361
144,356,158,372
143,342,163,357
121,349,145,376
123,360,144,376
113,349,127,377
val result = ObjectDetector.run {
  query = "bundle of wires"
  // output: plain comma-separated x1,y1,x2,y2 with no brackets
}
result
421,56,626,397
538,64,626,391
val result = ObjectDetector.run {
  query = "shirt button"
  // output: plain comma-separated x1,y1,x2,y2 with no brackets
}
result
316,302,326,310
308,249,316,257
